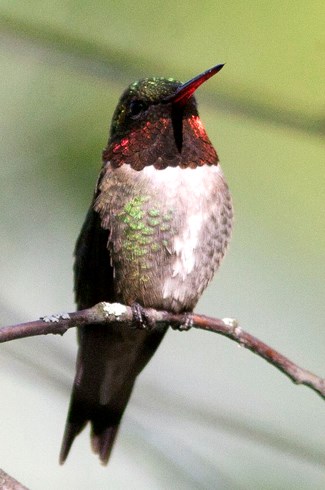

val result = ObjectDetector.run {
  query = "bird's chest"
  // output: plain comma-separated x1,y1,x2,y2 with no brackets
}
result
95,163,232,310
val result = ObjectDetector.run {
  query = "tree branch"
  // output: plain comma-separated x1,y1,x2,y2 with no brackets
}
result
0,302,324,400
0,468,28,490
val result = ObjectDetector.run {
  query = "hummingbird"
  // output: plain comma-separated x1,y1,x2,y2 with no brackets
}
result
60,64,233,464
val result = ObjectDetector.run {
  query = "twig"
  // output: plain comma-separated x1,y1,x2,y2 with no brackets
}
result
0,302,324,399
0,468,29,490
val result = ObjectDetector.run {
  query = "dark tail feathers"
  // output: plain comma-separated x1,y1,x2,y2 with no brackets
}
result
59,396,121,465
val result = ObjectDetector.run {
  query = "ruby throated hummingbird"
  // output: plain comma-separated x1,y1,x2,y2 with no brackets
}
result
60,64,233,464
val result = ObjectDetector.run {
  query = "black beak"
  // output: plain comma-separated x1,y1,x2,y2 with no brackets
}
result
163,63,224,106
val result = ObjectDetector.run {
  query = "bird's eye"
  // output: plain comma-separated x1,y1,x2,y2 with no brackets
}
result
129,100,148,118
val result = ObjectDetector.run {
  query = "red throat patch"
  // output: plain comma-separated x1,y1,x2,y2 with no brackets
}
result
103,115,219,171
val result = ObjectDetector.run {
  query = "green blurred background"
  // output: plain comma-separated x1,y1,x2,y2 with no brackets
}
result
0,1,324,488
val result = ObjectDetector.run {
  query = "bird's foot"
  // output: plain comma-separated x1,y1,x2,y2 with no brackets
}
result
171,312,193,331
131,303,154,331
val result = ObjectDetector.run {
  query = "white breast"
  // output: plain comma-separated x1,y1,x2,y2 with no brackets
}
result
134,165,228,305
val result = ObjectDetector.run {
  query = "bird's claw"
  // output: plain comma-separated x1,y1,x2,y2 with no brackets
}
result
131,303,153,331
171,312,193,331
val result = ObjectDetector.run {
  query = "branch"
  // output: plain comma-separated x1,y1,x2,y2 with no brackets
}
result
0,302,324,400
0,468,28,490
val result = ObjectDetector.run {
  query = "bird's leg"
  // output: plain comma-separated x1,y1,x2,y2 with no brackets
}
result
131,303,154,331
178,312,193,331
